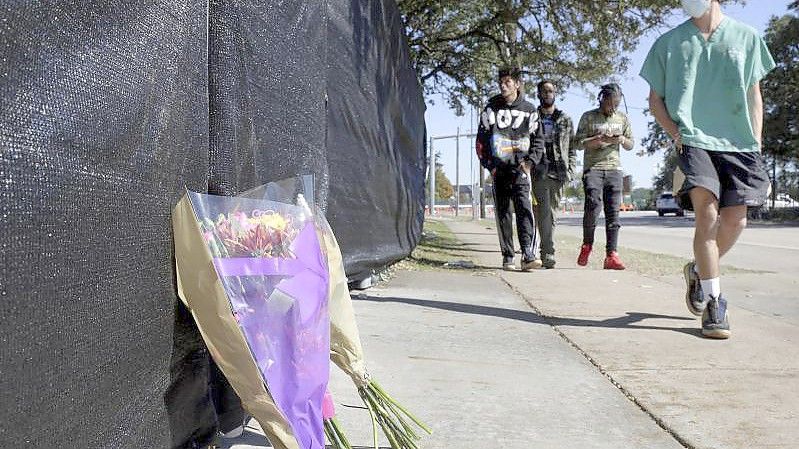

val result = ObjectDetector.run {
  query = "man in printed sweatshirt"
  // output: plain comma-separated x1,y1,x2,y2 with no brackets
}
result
476,67,545,272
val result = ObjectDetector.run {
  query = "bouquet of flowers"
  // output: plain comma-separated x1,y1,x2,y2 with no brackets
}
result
173,189,330,449
179,175,431,449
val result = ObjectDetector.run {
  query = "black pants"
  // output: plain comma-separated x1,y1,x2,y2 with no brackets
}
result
167,301,247,449
582,169,622,254
493,167,538,261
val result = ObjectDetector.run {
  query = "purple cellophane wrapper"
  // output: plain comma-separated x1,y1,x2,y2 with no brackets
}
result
212,222,329,448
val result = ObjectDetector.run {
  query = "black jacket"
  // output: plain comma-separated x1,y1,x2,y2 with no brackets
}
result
475,93,545,172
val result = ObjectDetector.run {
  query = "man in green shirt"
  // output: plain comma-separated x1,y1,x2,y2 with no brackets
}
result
574,83,634,270
640,0,775,339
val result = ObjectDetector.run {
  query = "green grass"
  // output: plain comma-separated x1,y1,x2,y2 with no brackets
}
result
474,218,762,277
397,217,766,276
395,219,481,271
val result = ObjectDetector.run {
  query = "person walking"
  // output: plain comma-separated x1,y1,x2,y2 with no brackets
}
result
476,67,545,272
640,0,775,339
532,80,576,269
574,83,634,270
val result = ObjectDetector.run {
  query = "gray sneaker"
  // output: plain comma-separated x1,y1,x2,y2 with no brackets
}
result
683,261,706,316
542,254,556,269
701,296,731,339
502,256,516,271
521,258,543,272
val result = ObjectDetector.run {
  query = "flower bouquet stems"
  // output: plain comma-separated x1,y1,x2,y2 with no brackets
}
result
314,210,431,448
359,378,432,449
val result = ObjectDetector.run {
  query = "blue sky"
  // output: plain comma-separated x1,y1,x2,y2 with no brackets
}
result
424,0,792,190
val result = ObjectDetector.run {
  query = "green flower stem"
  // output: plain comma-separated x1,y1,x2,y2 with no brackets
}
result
324,417,352,449
332,417,353,449
358,379,430,449
371,381,432,435
360,391,388,449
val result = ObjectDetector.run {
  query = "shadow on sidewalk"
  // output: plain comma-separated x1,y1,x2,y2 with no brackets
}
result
356,295,700,337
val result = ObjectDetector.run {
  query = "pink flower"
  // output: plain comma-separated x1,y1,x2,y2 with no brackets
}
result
322,390,336,420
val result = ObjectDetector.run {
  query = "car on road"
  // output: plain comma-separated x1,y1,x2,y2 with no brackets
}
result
762,193,798,209
656,192,684,217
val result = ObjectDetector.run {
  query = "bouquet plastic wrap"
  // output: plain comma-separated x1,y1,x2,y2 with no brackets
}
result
172,188,330,449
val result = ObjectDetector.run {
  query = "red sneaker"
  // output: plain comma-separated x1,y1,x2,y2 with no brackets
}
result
577,243,592,266
603,251,626,270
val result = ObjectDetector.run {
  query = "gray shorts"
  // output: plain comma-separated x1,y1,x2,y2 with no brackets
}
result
676,145,769,211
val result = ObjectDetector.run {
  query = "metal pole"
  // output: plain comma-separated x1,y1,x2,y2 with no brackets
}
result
429,136,436,216
455,127,460,217
470,108,476,219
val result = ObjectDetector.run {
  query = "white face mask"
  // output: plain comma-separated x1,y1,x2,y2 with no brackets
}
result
681,0,711,18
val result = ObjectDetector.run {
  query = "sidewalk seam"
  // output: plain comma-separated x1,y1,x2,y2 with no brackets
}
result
499,276,695,449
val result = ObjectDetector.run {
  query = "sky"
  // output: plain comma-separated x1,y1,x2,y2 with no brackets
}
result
424,0,792,191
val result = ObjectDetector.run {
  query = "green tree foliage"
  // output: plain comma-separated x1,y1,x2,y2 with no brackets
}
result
564,181,583,201
631,187,655,210
434,164,454,201
425,153,455,201
762,9,799,163
397,0,682,113
761,6,798,201
638,108,678,192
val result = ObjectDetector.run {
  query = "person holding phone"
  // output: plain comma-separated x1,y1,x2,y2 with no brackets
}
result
573,83,634,270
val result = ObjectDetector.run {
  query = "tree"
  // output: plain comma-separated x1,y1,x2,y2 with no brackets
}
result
425,152,455,202
763,10,799,160
564,180,583,201
639,108,678,192
631,187,655,210
397,1,702,113
434,162,454,201
762,7,799,200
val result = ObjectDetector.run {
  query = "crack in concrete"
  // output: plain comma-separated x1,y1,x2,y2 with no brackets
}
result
499,276,695,449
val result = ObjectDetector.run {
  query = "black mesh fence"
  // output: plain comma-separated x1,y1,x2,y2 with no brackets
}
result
326,0,427,280
0,0,425,446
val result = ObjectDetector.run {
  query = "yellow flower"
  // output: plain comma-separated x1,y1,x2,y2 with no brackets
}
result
250,212,287,230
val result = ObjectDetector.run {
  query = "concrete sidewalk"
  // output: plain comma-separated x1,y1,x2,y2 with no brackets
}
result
224,218,797,449
441,218,798,449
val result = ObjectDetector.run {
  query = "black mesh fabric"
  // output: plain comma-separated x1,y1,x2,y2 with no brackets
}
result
208,0,328,203
326,0,427,280
0,1,212,447
1,0,425,446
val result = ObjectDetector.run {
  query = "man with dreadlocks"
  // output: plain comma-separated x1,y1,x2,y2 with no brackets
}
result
574,83,634,270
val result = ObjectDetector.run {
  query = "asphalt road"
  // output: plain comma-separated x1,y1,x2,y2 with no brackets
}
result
557,210,799,320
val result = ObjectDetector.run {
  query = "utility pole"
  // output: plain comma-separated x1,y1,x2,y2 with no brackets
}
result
428,136,435,216
429,131,478,218
455,127,460,217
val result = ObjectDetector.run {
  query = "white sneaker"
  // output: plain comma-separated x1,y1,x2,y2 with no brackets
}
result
219,424,244,439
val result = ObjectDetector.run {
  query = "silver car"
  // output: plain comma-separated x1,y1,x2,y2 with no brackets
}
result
656,192,684,217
